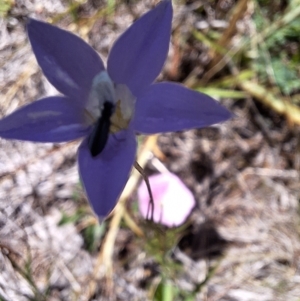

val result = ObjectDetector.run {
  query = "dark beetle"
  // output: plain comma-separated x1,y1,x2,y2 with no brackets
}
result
88,101,115,157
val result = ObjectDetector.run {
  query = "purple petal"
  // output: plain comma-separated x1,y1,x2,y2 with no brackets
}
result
133,82,232,134
78,128,137,217
0,96,89,142
107,0,172,97
27,19,104,102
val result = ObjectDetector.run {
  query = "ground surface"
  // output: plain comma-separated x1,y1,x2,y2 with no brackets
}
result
0,0,300,300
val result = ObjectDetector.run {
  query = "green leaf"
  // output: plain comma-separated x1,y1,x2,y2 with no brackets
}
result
83,222,106,252
154,280,177,301
195,88,246,99
0,0,13,16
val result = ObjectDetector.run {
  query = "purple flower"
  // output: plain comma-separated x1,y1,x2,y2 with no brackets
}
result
0,0,231,217
138,173,195,227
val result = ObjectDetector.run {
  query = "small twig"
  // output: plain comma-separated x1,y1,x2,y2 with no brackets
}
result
207,0,248,71
134,160,154,221
243,167,299,179
238,80,300,125
56,259,82,294
5,251,45,301
123,209,144,237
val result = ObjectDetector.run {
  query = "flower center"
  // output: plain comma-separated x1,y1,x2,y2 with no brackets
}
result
85,71,136,133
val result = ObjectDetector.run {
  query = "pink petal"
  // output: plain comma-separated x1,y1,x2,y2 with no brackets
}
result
138,173,195,227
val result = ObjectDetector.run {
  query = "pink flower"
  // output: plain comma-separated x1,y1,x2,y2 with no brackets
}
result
138,173,195,227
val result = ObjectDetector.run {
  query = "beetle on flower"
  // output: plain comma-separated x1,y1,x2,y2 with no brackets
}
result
0,0,231,217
